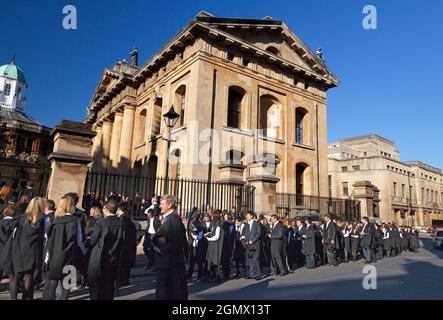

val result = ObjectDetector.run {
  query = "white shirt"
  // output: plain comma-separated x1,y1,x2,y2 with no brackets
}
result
343,228,350,237
148,217,156,235
206,225,220,242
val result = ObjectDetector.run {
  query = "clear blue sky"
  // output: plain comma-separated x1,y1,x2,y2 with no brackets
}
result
1,0,442,169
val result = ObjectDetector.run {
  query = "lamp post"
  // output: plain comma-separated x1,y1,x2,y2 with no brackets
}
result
162,105,180,195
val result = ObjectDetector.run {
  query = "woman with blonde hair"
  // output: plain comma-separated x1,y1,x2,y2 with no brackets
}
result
11,197,46,300
43,196,84,300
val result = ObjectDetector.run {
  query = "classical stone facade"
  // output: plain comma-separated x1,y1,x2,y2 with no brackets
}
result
0,58,51,192
328,134,443,226
84,12,339,213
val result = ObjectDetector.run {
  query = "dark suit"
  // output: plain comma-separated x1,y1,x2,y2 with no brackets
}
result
323,220,338,266
153,212,188,300
143,216,161,268
270,222,286,275
295,225,306,268
303,224,316,268
244,220,261,278
360,223,375,262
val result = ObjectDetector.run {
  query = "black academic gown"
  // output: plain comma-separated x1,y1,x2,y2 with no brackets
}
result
153,212,188,300
302,225,316,256
87,215,123,285
46,215,84,281
220,220,235,269
119,214,137,270
0,217,19,275
12,214,45,274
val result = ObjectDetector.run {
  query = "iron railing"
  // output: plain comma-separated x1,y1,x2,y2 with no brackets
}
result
276,193,361,222
82,170,255,219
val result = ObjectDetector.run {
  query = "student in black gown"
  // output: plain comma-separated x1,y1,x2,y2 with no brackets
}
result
232,217,246,277
87,200,123,300
350,223,360,261
143,208,161,271
243,211,262,280
0,205,19,292
342,222,351,263
187,219,206,280
302,217,316,268
153,195,188,300
11,197,45,300
116,203,137,288
44,196,85,300
81,206,102,287
269,214,287,276
220,211,235,280
323,214,339,266
204,212,224,283
374,224,384,260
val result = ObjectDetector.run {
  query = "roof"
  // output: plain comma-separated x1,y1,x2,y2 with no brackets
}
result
0,62,26,82
0,108,50,134
338,134,396,146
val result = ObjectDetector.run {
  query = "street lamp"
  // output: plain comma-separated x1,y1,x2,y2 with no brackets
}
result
163,105,180,194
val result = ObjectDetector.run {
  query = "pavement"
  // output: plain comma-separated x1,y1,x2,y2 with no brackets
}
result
1,233,442,300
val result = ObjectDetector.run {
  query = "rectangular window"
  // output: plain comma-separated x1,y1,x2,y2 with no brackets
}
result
402,184,405,198
341,166,348,172
342,182,349,197
352,165,360,171
393,182,397,197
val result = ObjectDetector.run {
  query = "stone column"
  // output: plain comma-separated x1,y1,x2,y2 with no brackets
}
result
91,125,103,170
108,111,123,171
118,105,136,174
46,120,95,209
353,181,375,219
100,120,113,170
246,159,280,217
31,139,41,156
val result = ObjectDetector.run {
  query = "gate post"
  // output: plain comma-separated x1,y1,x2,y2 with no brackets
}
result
46,120,96,208
247,159,279,217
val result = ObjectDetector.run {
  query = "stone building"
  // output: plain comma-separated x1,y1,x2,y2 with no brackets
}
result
84,12,339,214
0,58,52,193
328,134,443,226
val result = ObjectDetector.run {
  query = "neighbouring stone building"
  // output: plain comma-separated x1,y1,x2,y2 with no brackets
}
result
84,12,340,215
328,134,443,226
0,58,52,193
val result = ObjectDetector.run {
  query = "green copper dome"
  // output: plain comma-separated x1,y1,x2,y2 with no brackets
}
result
0,62,26,82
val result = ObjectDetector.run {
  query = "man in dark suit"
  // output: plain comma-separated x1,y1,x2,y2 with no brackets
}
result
323,213,339,266
269,214,287,276
295,219,306,268
153,195,188,300
87,200,123,300
302,217,316,268
243,211,261,280
143,208,161,270
360,216,376,263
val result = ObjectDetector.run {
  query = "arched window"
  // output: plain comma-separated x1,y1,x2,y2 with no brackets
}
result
295,107,309,144
16,87,22,100
259,94,281,138
265,46,280,56
175,85,186,127
4,84,11,96
295,163,309,206
152,98,162,137
227,86,246,129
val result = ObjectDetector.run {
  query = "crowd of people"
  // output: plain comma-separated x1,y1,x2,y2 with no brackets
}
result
0,181,137,300
0,180,422,300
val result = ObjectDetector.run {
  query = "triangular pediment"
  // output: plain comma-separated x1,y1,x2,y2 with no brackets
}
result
88,69,121,106
195,15,338,84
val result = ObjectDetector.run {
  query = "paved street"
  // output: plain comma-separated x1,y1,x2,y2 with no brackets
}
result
1,233,442,300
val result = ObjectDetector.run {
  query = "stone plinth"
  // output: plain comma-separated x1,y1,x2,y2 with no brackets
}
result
247,160,279,217
353,180,375,218
46,120,96,208
217,163,245,185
